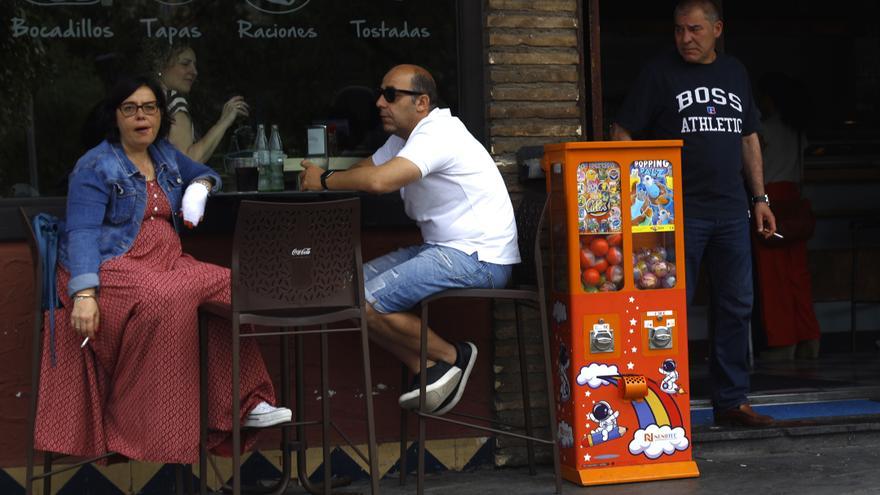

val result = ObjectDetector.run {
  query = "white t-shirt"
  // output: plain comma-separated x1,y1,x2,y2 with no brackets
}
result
372,108,520,265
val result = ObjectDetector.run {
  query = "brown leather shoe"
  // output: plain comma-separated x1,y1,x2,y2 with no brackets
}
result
713,403,774,427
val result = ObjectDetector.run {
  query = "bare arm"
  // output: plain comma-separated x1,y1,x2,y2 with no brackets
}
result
742,132,776,238
349,156,376,169
300,156,421,194
610,123,633,141
168,96,249,163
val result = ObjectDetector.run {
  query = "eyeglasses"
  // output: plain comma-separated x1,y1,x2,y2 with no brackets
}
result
377,86,425,103
118,101,160,117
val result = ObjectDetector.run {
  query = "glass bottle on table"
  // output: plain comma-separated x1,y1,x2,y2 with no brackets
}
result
254,124,270,192
268,124,285,191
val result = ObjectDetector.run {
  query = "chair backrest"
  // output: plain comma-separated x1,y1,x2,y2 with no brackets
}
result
231,198,364,313
511,192,549,289
19,200,67,366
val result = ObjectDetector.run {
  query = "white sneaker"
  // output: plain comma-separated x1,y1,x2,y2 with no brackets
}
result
244,401,292,428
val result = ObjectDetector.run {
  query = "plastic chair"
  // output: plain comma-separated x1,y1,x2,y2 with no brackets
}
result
21,203,195,495
197,198,380,495
399,192,562,494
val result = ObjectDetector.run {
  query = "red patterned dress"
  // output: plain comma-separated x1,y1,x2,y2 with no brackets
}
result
35,180,276,463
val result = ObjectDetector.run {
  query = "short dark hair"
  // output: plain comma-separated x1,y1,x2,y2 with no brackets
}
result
101,75,171,143
674,0,722,22
409,72,438,110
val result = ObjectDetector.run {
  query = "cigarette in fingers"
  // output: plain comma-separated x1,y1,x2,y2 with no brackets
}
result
773,232,784,239
81,337,89,348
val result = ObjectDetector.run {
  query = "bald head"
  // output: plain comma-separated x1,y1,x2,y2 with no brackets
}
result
386,64,438,109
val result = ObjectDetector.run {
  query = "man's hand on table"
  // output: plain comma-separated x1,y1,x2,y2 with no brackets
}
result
299,160,325,191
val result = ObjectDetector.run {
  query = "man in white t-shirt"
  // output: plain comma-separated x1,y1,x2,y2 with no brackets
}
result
301,64,520,415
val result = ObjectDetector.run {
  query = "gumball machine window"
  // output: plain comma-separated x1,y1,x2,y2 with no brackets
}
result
580,234,625,292
575,161,624,293
633,232,677,291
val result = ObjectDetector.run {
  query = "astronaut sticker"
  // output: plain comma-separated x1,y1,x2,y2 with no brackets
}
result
659,358,686,395
584,401,627,446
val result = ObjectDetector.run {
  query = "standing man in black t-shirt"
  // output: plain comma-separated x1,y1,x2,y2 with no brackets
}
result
612,0,776,427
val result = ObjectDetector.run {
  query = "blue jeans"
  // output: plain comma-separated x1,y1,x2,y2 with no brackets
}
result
684,216,753,412
364,244,512,314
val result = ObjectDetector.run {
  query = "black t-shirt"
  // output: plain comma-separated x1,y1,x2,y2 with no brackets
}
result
615,50,761,218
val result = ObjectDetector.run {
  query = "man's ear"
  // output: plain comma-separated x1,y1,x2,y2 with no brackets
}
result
416,94,431,112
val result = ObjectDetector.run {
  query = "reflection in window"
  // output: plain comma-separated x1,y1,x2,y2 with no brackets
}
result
0,0,460,197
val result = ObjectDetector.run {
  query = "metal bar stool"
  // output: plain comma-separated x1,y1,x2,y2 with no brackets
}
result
398,193,562,494
198,198,380,495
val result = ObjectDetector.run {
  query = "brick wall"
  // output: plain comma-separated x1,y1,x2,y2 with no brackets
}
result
487,0,584,169
486,0,585,466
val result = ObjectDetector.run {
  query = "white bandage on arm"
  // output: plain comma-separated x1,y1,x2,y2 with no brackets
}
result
181,181,210,226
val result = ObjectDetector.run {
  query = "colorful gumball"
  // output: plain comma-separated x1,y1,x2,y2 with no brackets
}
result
636,260,648,275
590,237,609,257
640,272,658,289
582,268,601,287
607,233,622,246
606,264,623,284
606,246,622,265
600,281,618,292
652,260,670,278
592,257,608,273
580,249,596,268
662,275,677,288
652,246,668,262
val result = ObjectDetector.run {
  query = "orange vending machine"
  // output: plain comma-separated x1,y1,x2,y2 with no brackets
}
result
542,141,699,486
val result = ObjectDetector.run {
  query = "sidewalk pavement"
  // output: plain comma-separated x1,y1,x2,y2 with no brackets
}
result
343,440,880,495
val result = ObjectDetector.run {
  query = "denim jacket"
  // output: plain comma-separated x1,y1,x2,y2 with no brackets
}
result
59,139,221,296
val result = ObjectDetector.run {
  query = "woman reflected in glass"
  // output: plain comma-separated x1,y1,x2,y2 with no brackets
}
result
153,42,249,162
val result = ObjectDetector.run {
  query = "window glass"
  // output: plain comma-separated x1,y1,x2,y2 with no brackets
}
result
1,0,459,197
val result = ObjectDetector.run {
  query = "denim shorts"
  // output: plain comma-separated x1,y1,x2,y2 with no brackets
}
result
364,244,513,314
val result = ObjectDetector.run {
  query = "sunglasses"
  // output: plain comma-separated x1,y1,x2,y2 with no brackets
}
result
377,86,425,103
118,101,160,117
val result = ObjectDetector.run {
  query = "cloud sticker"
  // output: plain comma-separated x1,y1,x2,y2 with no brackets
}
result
576,363,619,388
628,424,690,459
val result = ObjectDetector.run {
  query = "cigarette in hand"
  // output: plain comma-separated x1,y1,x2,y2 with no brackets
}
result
772,232,784,239
81,337,89,348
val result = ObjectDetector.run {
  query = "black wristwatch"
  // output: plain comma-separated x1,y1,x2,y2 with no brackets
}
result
751,194,769,206
320,170,335,190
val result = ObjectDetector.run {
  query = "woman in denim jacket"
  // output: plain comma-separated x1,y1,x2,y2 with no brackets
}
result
34,76,289,464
